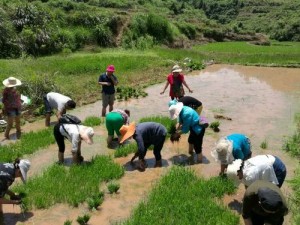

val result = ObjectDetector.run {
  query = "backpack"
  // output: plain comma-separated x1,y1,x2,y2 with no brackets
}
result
59,114,81,125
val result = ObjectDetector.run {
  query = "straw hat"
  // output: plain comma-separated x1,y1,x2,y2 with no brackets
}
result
169,102,184,120
19,159,31,183
80,126,94,145
172,65,182,73
119,122,136,143
3,77,22,87
211,138,234,164
226,159,243,186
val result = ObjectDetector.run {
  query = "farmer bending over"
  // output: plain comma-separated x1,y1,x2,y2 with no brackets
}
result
44,92,76,127
169,96,203,115
119,122,167,172
0,158,30,214
211,133,252,176
54,123,94,164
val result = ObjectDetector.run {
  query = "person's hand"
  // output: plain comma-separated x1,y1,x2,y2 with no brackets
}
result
106,82,111,86
170,132,181,143
160,91,164,95
188,89,193,93
10,195,22,204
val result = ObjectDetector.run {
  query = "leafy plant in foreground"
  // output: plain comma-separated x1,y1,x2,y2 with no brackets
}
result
107,181,120,194
76,214,90,225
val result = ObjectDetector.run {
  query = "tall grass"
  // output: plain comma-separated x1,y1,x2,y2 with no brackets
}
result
139,116,177,137
119,166,238,225
14,155,124,209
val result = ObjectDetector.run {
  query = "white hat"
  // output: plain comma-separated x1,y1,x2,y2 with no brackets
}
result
211,138,234,164
226,159,243,186
172,65,182,73
19,159,31,183
3,77,22,87
80,126,94,145
169,102,184,120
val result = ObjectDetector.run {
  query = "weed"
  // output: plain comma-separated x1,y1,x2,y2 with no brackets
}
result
107,181,120,194
76,214,90,225
64,220,72,225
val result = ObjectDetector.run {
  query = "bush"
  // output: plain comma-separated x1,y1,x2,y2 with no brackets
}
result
147,13,174,43
94,24,114,47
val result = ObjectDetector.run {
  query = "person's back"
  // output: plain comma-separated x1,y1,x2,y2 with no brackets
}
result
46,92,71,111
227,133,251,160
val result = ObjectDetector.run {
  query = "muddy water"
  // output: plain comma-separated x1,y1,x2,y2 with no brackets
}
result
2,65,300,225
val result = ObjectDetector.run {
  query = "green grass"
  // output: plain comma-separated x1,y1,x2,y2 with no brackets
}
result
193,41,300,67
114,142,137,158
13,155,124,210
82,116,102,127
139,116,177,137
119,166,238,225
0,127,55,162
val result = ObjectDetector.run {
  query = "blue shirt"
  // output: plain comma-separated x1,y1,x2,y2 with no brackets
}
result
98,73,118,94
227,133,251,160
179,106,202,134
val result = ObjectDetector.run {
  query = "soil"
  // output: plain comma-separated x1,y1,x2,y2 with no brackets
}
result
1,64,300,225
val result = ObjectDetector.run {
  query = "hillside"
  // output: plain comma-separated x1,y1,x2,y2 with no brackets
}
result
0,0,299,58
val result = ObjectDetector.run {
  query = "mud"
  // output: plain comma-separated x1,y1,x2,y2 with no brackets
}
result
1,65,300,225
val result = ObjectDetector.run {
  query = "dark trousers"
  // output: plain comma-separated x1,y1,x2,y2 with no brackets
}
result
188,128,205,154
139,135,166,161
250,212,284,225
54,123,65,153
273,156,287,188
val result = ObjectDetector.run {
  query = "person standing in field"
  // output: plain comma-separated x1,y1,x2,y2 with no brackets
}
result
211,133,252,176
2,77,22,139
43,92,76,127
242,180,288,225
105,109,130,148
160,64,193,100
98,65,119,117
0,158,30,213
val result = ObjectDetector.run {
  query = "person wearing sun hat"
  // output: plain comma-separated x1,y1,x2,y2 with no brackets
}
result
53,123,94,164
119,122,167,171
226,155,286,188
160,64,193,100
0,158,31,213
242,180,288,225
169,102,206,163
2,77,22,140
98,64,119,117
211,133,252,176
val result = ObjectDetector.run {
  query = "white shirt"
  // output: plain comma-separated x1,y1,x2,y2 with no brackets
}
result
242,155,278,187
59,124,81,152
47,92,71,112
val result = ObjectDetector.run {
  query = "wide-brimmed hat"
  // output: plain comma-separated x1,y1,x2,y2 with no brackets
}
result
80,126,94,145
211,138,234,164
3,77,22,87
119,122,136,143
106,65,115,72
19,159,31,183
168,99,178,107
169,102,184,120
172,65,182,73
226,159,243,186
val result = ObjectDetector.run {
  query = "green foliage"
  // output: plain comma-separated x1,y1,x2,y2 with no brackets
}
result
139,116,176,137
116,86,148,101
86,192,104,210
82,116,101,127
0,127,55,162
209,121,220,132
260,139,268,149
107,181,120,194
13,155,124,209
94,24,114,47
121,166,238,225
64,220,72,225
76,214,90,225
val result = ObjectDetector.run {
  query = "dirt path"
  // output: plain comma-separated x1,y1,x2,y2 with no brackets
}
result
2,65,300,225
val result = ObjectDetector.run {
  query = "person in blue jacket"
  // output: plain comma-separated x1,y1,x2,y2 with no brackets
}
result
211,133,252,175
169,102,206,163
119,122,167,172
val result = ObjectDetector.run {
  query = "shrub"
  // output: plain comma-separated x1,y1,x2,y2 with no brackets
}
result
107,181,120,194
76,214,90,225
64,220,72,225
94,24,114,47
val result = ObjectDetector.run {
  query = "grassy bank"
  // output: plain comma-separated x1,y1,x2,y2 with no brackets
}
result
1,42,299,108
119,166,238,225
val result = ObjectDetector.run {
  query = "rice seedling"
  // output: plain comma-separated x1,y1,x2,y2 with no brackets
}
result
64,220,72,225
86,192,104,210
82,116,101,127
107,181,120,194
139,116,176,137
13,156,124,210
120,166,238,225
209,121,220,132
76,214,90,225
260,139,268,149
114,143,137,158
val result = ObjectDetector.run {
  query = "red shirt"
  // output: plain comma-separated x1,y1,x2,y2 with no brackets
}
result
2,87,21,111
167,73,185,98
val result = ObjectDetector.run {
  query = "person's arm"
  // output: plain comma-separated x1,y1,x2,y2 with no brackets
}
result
160,81,170,95
70,129,81,153
220,164,228,175
134,133,146,159
0,190,22,205
243,218,253,225
182,80,193,93
98,75,111,86
110,75,118,86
